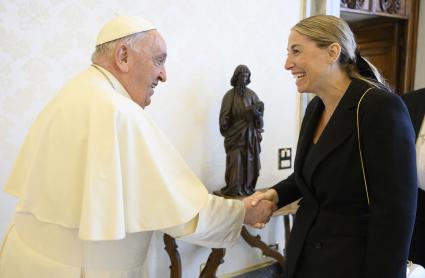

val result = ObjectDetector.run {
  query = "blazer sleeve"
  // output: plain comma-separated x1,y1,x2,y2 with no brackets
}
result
360,91,417,278
271,97,319,209
272,173,302,208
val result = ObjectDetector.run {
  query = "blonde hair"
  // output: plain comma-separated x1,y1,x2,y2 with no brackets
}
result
293,15,389,91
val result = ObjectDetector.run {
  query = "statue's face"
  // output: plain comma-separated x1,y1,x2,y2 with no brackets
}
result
236,72,250,87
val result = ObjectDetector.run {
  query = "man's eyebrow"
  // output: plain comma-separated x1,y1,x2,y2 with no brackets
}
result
154,53,167,60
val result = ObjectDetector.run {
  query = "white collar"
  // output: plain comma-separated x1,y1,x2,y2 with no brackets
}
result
91,64,132,100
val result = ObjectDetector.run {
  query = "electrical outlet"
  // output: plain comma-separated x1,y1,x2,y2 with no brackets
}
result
278,148,292,170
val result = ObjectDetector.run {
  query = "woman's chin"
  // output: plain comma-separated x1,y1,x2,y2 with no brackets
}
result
296,86,308,94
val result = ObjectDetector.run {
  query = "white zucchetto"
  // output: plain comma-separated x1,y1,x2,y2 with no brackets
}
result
95,15,156,46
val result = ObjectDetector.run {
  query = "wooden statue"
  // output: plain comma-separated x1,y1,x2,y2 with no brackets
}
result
218,65,264,196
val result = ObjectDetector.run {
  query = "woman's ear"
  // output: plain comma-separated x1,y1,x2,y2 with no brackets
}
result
328,42,341,64
115,44,129,73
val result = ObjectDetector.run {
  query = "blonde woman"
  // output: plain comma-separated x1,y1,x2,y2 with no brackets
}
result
252,15,417,278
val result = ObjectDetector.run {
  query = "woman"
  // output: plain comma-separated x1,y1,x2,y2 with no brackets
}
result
253,15,417,278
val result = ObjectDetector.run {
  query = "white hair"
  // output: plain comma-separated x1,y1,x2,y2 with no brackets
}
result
91,31,147,62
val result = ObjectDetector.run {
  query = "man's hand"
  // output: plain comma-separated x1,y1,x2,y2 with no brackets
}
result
243,192,277,228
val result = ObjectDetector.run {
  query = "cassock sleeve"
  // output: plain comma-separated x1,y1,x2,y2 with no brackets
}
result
162,194,245,248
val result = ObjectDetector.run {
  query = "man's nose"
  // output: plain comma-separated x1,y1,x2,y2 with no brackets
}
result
159,67,167,82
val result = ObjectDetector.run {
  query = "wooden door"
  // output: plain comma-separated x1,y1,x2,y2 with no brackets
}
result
340,0,420,94
348,17,404,93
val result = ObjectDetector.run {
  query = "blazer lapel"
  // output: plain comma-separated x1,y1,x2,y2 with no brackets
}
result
295,98,322,171
303,79,371,183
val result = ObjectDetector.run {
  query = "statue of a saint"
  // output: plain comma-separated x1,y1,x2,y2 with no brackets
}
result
218,65,264,196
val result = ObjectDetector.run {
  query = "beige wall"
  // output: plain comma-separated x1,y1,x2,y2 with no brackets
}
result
414,0,425,90
0,1,302,276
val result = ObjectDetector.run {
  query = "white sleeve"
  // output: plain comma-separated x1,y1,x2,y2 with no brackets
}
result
162,194,245,248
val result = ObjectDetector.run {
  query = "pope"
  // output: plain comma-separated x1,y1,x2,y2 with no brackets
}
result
0,15,275,277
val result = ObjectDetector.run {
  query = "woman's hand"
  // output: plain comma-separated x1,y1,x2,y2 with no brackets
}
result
250,189,279,207
243,190,279,228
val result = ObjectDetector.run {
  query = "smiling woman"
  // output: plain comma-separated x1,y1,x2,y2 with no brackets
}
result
251,15,418,278
285,30,338,96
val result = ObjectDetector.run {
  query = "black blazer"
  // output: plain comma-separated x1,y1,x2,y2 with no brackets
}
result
402,88,425,221
273,79,417,278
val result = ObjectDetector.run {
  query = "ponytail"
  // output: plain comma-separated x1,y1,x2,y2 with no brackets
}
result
347,48,392,92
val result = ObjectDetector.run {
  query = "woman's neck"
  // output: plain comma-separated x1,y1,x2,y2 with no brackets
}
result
316,71,352,114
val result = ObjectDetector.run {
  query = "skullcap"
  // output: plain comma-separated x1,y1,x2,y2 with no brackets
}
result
95,15,156,46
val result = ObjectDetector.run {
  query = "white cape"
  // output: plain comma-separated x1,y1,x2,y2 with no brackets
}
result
4,66,209,240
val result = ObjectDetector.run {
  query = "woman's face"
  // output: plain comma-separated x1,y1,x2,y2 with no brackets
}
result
284,30,331,94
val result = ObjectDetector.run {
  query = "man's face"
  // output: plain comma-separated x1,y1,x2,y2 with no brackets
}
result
126,31,167,108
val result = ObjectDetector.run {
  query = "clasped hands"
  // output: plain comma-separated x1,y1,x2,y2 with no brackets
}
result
243,189,279,229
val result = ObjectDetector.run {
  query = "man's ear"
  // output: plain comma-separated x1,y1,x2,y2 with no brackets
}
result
115,44,129,73
328,42,341,64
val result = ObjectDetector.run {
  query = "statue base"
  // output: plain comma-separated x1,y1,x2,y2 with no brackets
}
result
213,187,256,198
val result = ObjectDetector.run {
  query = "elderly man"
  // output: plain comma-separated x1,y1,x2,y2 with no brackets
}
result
0,16,274,277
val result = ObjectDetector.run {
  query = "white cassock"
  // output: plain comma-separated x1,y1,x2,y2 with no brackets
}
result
0,66,245,277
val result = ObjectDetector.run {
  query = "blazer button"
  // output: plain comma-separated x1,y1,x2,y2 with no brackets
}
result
313,242,323,249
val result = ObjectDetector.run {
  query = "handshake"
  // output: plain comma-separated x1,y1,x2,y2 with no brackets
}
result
242,189,279,229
